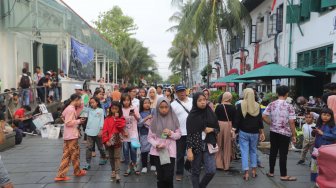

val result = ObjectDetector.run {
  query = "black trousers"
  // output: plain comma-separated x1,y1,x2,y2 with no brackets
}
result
153,156,175,188
176,135,187,175
141,152,154,168
269,131,291,177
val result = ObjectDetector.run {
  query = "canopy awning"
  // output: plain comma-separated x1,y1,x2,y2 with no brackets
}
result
235,62,314,80
213,74,255,83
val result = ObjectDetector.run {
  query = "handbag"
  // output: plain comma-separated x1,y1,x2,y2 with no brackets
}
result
207,143,219,154
109,133,121,146
158,148,171,165
131,138,141,149
184,160,192,173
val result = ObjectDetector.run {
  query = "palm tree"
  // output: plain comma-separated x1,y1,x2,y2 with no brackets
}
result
172,0,250,77
118,37,156,85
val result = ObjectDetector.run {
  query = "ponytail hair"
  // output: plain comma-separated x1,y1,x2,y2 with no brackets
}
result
62,94,81,112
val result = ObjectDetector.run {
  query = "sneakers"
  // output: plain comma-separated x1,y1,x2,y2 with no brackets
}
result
141,167,148,173
99,158,107,165
150,166,156,171
83,164,91,170
297,160,305,165
176,175,183,181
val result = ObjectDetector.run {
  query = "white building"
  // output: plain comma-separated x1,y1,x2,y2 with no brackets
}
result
0,0,118,92
203,0,336,97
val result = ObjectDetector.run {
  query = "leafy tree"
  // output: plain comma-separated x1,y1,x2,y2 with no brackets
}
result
94,6,138,48
167,73,182,85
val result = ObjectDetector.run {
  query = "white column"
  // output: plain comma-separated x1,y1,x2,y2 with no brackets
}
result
107,59,110,83
103,55,106,82
95,52,98,80
112,61,115,84
115,62,118,84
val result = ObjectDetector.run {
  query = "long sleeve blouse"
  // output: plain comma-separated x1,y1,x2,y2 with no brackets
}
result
234,104,263,134
148,128,182,158
215,104,236,124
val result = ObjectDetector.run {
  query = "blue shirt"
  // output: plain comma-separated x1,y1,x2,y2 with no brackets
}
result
314,124,336,148
85,107,104,136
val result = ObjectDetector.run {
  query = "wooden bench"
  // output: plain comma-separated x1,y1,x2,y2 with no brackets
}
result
0,132,16,151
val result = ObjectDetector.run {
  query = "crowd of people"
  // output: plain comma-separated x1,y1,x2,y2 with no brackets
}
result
2,82,336,188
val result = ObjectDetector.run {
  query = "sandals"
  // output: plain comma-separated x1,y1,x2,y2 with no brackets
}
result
111,171,116,178
280,176,297,181
243,174,249,181
74,170,87,177
124,168,133,177
54,176,71,181
266,173,274,177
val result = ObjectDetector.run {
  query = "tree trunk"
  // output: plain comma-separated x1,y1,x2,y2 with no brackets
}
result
187,50,194,88
205,42,211,88
217,23,228,76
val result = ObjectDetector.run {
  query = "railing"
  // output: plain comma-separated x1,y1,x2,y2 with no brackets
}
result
0,85,58,121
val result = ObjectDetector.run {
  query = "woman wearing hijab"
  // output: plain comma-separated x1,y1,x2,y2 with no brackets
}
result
203,89,214,111
187,92,219,188
148,98,181,188
235,88,265,180
215,92,237,170
147,87,158,109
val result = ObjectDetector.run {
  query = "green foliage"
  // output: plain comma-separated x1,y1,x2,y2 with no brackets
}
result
209,91,239,105
167,73,182,85
94,6,138,48
263,92,278,103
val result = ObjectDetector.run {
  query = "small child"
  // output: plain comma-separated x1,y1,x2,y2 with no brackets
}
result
121,94,140,176
311,108,336,182
102,101,126,182
297,113,316,165
138,98,155,173
83,97,107,170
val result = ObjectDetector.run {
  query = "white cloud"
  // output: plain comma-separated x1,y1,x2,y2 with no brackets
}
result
62,0,176,80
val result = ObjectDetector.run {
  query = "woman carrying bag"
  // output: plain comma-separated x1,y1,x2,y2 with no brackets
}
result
215,92,237,170
187,92,219,188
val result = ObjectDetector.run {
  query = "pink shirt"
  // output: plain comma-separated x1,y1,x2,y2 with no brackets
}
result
148,128,182,158
62,105,81,140
122,106,140,142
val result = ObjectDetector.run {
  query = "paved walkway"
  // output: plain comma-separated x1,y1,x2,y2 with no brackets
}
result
1,136,315,188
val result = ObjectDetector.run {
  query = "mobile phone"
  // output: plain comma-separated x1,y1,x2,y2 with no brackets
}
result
311,127,316,129
129,109,134,115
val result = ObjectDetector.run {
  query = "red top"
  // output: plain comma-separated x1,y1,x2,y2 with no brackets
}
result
14,108,25,118
102,116,126,144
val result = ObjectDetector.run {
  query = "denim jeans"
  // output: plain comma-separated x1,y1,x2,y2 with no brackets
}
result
22,89,30,106
239,130,259,171
0,158,11,187
54,87,60,101
191,146,216,188
123,142,137,164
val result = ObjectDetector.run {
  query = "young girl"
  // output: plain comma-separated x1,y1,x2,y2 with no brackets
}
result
148,98,181,188
165,87,174,103
147,87,158,109
102,101,126,182
121,94,141,176
138,98,155,173
83,97,107,170
55,94,86,181
311,108,336,182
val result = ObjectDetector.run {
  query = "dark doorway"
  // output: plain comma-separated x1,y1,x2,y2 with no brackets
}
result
296,71,331,98
42,44,58,73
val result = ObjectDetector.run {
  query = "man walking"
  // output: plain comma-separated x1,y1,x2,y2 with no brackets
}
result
18,68,32,106
171,84,193,181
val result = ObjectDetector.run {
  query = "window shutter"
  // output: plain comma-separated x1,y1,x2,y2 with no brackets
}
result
250,24,257,43
286,5,300,23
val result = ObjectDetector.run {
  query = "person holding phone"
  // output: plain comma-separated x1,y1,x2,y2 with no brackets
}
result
55,94,87,181
102,101,126,182
121,94,140,176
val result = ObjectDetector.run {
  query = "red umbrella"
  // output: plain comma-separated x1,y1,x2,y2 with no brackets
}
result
212,82,227,87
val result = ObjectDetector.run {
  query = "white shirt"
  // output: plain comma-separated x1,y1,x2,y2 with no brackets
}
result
303,123,315,140
157,94,164,98
132,98,140,111
171,97,193,136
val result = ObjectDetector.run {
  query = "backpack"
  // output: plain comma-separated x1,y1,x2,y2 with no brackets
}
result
20,75,31,89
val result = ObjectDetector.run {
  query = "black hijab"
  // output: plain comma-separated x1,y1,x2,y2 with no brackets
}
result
187,92,219,145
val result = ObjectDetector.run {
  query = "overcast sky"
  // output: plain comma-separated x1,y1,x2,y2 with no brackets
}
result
62,0,176,80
